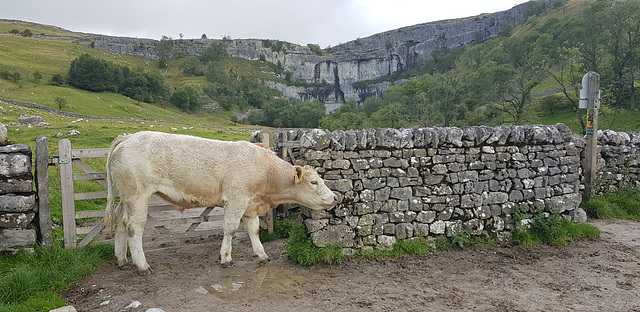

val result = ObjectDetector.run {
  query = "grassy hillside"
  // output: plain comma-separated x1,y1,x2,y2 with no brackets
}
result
0,21,263,148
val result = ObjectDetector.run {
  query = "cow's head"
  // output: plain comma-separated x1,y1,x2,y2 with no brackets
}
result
293,165,338,210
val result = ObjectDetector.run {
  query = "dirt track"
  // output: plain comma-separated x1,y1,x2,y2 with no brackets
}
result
62,219,640,312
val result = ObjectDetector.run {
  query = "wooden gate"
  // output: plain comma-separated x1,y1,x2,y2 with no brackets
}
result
57,133,276,249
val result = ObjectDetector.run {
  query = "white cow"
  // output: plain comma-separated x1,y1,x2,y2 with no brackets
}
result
104,131,338,274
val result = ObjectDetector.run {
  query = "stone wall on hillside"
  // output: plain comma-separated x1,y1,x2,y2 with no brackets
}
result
253,123,587,252
0,140,37,252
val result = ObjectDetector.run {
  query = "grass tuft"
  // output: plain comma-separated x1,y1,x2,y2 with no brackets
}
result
581,186,640,220
0,242,113,311
511,213,601,248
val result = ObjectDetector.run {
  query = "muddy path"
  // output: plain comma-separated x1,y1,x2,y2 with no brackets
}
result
62,219,640,312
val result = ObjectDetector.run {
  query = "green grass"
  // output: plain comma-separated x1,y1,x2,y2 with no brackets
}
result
581,185,640,220
0,242,114,312
281,220,343,266
512,213,601,248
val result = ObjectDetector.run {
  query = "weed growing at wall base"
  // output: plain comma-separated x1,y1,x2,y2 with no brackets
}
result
511,213,601,248
284,222,343,266
260,219,343,266
581,185,640,220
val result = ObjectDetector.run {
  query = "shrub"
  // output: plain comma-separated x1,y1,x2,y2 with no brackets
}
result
307,43,323,55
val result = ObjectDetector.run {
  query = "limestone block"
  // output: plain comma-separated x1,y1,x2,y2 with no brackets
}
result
0,179,33,193
304,218,329,233
0,228,36,251
0,153,31,177
311,225,355,247
0,194,36,212
377,235,396,248
0,212,35,228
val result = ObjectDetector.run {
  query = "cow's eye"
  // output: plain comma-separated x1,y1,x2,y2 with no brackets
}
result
310,181,318,185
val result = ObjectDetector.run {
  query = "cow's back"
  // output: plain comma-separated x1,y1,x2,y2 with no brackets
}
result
108,131,279,208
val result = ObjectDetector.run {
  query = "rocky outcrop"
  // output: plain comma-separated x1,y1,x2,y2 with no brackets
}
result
78,0,562,111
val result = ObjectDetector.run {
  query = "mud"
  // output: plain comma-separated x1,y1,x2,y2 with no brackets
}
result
62,219,640,312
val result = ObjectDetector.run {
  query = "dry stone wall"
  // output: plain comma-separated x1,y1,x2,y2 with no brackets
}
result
0,135,37,252
254,123,588,252
594,129,640,192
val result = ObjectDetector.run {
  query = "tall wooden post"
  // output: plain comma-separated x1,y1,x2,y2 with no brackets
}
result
261,132,274,234
584,108,599,202
35,136,52,247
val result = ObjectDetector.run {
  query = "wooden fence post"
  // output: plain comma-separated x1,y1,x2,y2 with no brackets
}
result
59,139,77,248
583,108,599,202
35,136,52,247
261,132,274,234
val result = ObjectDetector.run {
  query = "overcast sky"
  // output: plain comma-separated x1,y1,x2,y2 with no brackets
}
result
3,0,527,48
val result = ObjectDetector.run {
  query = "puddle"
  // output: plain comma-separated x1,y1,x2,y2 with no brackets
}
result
195,266,306,299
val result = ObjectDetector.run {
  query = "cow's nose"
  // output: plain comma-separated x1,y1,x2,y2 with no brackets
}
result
333,196,338,202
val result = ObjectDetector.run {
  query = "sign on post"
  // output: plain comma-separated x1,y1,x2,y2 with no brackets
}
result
580,71,600,202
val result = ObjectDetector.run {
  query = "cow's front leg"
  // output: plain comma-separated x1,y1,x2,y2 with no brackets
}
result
242,215,269,263
220,198,248,267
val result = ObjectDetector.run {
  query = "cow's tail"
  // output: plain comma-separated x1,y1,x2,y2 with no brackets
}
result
104,134,130,235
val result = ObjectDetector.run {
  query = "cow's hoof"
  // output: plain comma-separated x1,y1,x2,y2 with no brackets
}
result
259,258,271,264
118,263,134,270
221,261,235,268
138,269,153,276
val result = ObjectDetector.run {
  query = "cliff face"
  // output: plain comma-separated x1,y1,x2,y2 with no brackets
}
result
79,0,561,111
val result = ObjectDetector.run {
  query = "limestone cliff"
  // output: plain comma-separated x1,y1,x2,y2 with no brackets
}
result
78,0,561,111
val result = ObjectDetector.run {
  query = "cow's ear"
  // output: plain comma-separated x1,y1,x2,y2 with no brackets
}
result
294,166,303,183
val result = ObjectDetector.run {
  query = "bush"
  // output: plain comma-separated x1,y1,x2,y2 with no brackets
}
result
48,74,64,86
307,43,323,55
170,86,200,111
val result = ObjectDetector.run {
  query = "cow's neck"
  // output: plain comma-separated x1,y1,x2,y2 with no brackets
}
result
263,161,300,206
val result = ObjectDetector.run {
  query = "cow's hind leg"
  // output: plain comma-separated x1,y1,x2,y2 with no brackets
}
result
220,198,249,267
124,197,152,274
243,215,269,263
114,210,129,268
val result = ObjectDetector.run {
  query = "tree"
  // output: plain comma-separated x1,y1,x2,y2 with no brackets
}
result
9,71,22,83
201,34,208,39
9,29,19,35
20,29,33,37
551,47,588,133
156,36,174,68
495,35,551,124
180,57,203,76
68,54,123,92
199,42,229,63
49,74,64,86
170,86,200,111
307,43,323,55
605,0,640,109
54,97,67,110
